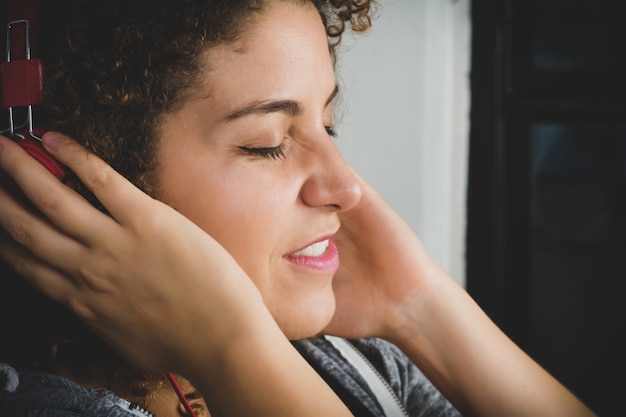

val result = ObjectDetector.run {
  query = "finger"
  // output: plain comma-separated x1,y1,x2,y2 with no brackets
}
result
0,230,75,307
0,134,119,245
40,132,158,227
0,185,91,281
0,231,102,329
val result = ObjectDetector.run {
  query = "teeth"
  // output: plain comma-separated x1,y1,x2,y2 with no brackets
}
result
294,239,329,257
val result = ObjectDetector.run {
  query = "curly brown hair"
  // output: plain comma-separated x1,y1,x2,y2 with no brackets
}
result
0,0,376,409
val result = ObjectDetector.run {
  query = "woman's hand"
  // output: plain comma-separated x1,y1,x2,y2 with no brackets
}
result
0,132,265,374
327,172,597,417
325,172,447,340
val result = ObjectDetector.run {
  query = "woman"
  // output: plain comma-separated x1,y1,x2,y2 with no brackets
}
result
0,0,596,416
0,0,454,415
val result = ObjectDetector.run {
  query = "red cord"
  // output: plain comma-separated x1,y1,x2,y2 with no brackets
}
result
166,372,198,417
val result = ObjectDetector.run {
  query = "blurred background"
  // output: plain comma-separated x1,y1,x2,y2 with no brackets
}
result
338,0,625,415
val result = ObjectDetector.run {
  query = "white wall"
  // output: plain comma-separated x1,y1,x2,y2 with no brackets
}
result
336,0,471,285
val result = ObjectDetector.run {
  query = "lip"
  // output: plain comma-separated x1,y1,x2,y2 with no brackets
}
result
283,236,340,273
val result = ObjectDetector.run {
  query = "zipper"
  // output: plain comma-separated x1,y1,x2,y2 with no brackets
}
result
115,398,155,417
325,336,410,417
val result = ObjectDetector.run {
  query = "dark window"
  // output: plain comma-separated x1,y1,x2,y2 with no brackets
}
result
467,1,626,415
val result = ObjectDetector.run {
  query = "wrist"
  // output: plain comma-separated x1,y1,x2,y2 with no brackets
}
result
380,260,451,346
380,268,473,398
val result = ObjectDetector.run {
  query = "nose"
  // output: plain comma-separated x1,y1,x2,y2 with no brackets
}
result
300,139,362,212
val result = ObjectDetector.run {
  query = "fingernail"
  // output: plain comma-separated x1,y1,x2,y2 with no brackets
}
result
42,132,60,151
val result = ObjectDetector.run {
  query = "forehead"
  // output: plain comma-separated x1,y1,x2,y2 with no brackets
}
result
193,1,334,99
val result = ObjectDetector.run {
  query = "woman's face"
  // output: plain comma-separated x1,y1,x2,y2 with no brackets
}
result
156,1,361,339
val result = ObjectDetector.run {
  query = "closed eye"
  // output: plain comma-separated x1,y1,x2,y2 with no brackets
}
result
239,144,286,160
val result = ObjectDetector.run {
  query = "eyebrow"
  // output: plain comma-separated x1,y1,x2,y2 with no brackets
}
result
224,84,339,121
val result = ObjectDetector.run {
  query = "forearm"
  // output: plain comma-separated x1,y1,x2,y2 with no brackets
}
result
387,269,596,417
189,311,353,417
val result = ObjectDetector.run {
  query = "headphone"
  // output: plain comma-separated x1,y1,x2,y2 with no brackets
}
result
0,0,78,200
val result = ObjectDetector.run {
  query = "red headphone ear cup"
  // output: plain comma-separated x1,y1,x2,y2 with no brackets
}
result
0,136,79,205
17,136,75,183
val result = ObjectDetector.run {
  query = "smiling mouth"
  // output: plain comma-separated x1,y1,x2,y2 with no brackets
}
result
284,238,339,273
292,239,330,257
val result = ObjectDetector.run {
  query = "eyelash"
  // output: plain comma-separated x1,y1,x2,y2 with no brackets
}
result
239,126,336,160
239,144,286,160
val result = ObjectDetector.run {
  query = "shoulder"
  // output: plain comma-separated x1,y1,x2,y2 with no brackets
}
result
293,336,424,391
0,364,153,417
293,337,461,417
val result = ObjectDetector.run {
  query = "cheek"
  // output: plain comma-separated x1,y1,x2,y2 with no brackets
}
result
160,162,295,271
174,180,283,242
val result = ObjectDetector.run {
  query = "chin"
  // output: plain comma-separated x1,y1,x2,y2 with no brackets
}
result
276,292,336,341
